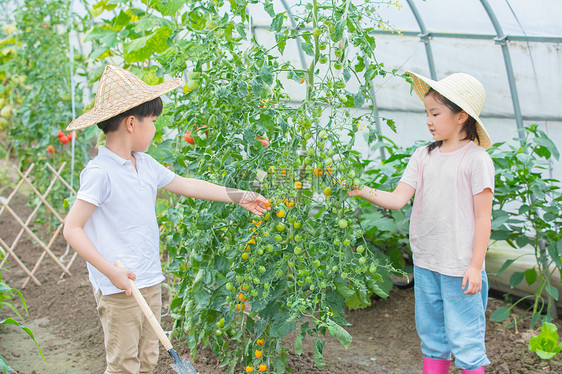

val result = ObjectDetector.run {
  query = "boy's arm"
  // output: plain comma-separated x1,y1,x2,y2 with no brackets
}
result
350,182,415,210
462,188,493,295
63,199,135,295
162,176,270,215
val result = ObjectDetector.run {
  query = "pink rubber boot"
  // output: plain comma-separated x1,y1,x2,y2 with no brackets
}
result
423,357,451,374
462,368,485,374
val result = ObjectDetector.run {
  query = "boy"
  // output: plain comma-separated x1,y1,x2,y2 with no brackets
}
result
63,65,270,373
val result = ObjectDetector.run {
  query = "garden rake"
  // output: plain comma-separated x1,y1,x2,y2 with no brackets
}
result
115,261,197,374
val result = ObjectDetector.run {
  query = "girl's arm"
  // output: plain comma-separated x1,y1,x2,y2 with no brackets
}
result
350,182,415,210
162,176,270,215
63,199,135,295
462,188,493,295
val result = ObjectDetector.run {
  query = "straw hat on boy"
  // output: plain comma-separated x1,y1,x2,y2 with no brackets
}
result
66,65,183,131
406,71,492,149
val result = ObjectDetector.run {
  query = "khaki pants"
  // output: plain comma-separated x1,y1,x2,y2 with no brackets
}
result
94,284,162,374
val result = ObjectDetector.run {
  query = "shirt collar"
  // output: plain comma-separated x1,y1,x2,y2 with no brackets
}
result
98,145,135,166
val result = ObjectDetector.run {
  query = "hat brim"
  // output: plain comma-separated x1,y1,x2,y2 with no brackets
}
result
406,71,492,149
66,78,183,131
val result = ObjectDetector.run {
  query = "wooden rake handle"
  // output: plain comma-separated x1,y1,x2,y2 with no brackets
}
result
114,260,173,351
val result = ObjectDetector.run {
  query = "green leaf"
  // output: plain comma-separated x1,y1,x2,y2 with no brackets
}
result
525,268,537,285
327,320,352,349
300,41,314,56
124,26,172,63
493,259,515,275
546,284,559,301
270,13,284,33
294,323,307,355
313,339,328,369
533,136,560,161
490,306,511,322
1,318,44,359
259,64,273,86
353,91,365,108
510,271,525,288
150,0,184,16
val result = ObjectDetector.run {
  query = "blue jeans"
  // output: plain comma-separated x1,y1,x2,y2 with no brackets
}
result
414,265,490,370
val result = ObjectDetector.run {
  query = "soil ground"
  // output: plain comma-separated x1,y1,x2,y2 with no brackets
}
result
1,191,561,373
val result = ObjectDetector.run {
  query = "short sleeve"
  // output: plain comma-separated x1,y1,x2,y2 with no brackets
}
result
471,151,495,195
400,147,424,190
77,165,110,206
145,154,176,189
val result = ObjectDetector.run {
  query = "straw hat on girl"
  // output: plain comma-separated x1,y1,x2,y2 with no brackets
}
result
406,71,492,149
66,65,183,131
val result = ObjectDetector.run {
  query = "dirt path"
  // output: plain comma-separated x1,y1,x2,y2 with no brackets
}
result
1,192,561,373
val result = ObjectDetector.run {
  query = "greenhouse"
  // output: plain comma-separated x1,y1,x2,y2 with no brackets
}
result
1,0,561,373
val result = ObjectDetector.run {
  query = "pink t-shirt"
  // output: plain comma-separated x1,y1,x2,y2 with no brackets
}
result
400,141,495,277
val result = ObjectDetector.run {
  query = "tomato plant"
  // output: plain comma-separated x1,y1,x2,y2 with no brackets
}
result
75,0,406,371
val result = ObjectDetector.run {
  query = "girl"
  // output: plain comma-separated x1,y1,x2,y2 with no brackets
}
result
352,72,494,373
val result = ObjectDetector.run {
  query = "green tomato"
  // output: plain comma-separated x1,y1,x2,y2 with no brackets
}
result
266,244,274,252
318,129,328,139
307,147,315,156
358,257,366,265
338,219,348,229
320,281,327,288
319,42,327,50
251,289,259,297
325,157,333,166
276,269,283,277
294,247,303,255
313,259,321,267
304,132,312,140
293,221,302,229
262,230,270,237
336,80,346,89
334,62,343,70
257,248,264,255
186,80,200,91
338,94,348,103
215,329,223,336
305,276,313,284
334,238,341,245
294,234,302,242
326,80,334,88
274,234,282,242
216,317,225,328
312,27,322,37
331,265,338,272
259,266,266,274
343,238,351,246
225,282,234,291
319,55,328,64
276,223,285,232
356,245,365,254
334,48,344,57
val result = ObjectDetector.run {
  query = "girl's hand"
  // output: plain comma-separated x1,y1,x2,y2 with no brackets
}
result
110,263,136,296
237,191,271,216
462,266,482,295
348,185,365,198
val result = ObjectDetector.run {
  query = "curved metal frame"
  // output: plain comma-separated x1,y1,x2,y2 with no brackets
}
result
401,0,527,142
479,0,525,142
406,0,437,80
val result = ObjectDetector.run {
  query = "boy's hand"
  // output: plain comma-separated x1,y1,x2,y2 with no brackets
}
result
110,262,136,296
237,191,271,215
462,266,482,295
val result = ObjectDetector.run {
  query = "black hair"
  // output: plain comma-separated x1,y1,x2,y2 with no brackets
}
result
97,97,163,134
425,88,479,154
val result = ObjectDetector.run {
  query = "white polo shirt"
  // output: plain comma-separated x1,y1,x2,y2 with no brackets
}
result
76,145,175,295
